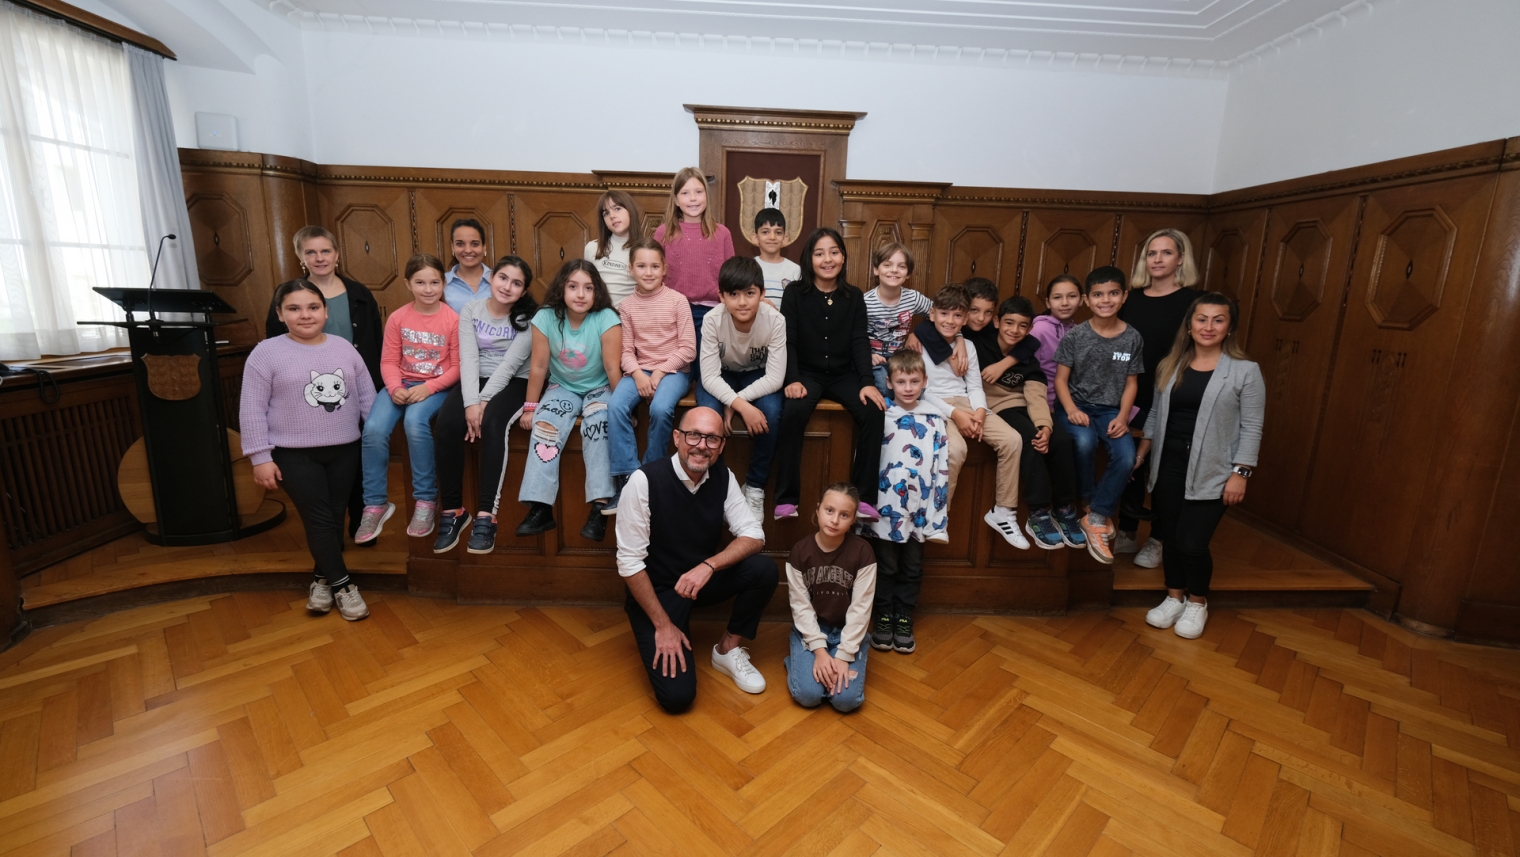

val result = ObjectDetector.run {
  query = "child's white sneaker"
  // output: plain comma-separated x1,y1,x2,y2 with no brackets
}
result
984,507,1030,550
1113,532,1141,553
1134,538,1163,568
743,484,765,525
712,645,765,694
1175,601,1209,639
1145,595,1187,629
306,580,333,614
334,585,369,621
926,531,949,544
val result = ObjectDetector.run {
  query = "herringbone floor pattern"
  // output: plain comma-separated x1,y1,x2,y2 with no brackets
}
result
1,593,1517,856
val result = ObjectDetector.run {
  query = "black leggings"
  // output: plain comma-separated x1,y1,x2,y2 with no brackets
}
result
432,377,529,515
273,442,359,589
774,373,883,507
1150,437,1227,597
624,554,779,714
871,537,925,617
997,406,1077,510
1118,405,1151,533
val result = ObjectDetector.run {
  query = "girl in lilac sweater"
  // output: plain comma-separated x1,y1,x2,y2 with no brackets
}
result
243,280,377,620
1030,275,1083,409
654,166,734,383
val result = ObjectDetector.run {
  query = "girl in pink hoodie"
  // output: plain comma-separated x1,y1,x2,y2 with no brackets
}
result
1030,275,1083,410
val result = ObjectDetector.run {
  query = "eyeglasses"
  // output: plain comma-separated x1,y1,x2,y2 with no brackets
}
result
679,430,725,449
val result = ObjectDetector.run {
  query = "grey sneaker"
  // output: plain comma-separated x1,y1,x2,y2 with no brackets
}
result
334,585,369,621
353,503,395,545
406,500,438,538
892,615,916,654
306,580,333,613
870,613,895,651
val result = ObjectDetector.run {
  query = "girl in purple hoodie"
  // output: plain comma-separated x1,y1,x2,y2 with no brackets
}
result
1030,275,1084,411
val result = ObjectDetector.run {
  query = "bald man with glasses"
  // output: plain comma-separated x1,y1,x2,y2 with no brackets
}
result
615,406,777,713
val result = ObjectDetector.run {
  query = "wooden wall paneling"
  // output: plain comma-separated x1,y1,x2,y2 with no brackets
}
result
1113,212,1208,289
1236,193,1364,531
508,189,604,303
933,204,1024,298
259,155,322,285
591,170,677,240
315,183,413,321
1409,142,1520,639
1199,207,1272,345
178,152,278,326
1299,172,1499,582
835,182,948,291
1019,209,1118,313
410,188,513,269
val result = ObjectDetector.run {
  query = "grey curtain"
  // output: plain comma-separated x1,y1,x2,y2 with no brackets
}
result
126,44,198,291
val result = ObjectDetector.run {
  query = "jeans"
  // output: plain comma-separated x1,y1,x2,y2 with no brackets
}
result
694,367,784,488
786,624,868,713
689,304,713,386
518,383,614,506
1058,402,1136,518
273,442,359,589
871,363,889,398
609,370,689,477
1152,436,1227,597
362,380,449,505
624,553,779,714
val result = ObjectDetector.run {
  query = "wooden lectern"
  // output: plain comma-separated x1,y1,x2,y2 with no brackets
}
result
87,288,285,545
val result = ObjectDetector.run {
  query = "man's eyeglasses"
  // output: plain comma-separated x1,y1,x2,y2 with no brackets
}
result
679,430,724,449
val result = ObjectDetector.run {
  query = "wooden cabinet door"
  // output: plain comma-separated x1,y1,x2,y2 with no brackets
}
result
1299,174,1498,576
317,184,412,320
1114,213,1208,290
1238,194,1362,530
935,206,1022,298
1199,208,1271,346
510,191,602,303
1019,210,1117,313
181,169,274,325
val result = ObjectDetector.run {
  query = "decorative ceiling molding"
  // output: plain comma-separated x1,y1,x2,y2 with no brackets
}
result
258,0,1385,78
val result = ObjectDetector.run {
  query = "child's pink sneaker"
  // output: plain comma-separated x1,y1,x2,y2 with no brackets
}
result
406,500,438,537
856,502,881,522
353,503,394,545
773,503,798,520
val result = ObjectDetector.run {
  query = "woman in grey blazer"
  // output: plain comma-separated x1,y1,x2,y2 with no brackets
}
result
1133,293,1264,639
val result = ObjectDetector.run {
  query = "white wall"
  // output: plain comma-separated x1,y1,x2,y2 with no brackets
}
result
184,30,1228,194
1214,0,1520,191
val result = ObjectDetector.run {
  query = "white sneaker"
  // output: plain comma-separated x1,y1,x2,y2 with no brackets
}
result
1134,538,1163,568
711,645,766,694
926,531,949,544
334,585,369,621
743,484,765,526
984,508,1031,550
1145,596,1187,629
1175,601,1209,639
306,580,333,614
1113,532,1141,553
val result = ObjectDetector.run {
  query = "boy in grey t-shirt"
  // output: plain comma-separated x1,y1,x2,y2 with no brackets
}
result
1053,266,1143,564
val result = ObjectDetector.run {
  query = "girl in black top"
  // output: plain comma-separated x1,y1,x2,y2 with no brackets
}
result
265,225,384,542
773,228,887,520
1116,228,1202,560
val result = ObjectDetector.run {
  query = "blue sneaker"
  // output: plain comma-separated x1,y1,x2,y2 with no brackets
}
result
466,515,498,555
1024,509,1065,550
1054,506,1087,548
432,510,468,554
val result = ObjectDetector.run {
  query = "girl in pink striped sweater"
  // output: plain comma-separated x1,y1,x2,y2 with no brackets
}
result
654,166,733,387
355,254,460,545
606,239,697,511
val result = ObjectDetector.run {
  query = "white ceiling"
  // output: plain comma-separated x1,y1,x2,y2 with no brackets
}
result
256,0,1379,72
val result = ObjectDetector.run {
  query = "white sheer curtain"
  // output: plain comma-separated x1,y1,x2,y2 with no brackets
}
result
0,2,146,359
127,44,196,293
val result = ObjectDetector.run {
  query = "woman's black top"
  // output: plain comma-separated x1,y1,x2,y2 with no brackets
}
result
780,281,873,388
1164,367,1213,446
266,276,383,389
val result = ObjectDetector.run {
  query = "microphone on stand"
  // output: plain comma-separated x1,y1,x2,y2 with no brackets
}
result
146,233,176,329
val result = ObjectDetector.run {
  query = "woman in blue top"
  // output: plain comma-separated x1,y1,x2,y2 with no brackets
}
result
515,260,623,542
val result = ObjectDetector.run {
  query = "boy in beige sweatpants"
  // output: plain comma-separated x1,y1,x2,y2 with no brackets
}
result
911,284,1026,548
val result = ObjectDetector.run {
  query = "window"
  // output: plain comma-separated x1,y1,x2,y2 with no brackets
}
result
0,2,147,359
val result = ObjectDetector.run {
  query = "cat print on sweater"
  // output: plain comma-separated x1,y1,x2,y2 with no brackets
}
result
304,369,347,412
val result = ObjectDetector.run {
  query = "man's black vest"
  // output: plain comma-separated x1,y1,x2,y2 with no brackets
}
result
642,458,728,589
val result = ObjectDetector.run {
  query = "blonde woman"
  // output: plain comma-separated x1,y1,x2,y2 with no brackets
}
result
1116,227,1203,564
1136,293,1264,639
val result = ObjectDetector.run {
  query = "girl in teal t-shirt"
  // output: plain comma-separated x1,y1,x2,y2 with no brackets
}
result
516,260,623,542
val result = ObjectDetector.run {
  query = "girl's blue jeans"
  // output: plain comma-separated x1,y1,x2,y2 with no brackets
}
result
362,379,448,505
608,369,689,477
518,383,614,506
785,623,868,712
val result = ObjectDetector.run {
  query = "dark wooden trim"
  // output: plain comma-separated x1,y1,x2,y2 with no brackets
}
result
1227,508,1400,616
10,0,175,59
1209,141,1505,211
683,104,867,136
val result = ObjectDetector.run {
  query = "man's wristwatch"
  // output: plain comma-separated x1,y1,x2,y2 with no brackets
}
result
1231,465,1253,479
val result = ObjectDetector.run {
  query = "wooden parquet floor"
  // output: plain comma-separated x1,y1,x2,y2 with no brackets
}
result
2,594,1518,857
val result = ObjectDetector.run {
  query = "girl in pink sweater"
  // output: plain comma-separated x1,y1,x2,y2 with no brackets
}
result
355,254,461,544
654,166,733,385
606,239,696,510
